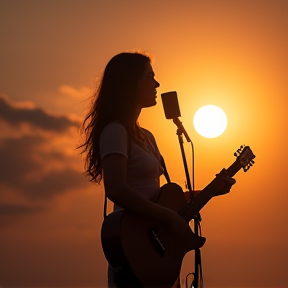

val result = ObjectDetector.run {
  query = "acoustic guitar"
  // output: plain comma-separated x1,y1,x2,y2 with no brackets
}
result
101,145,256,287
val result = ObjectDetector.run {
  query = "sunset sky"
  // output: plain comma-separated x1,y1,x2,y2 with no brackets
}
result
0,1,287,287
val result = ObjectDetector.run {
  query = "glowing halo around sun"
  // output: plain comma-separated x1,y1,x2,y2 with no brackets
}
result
193,105,227,138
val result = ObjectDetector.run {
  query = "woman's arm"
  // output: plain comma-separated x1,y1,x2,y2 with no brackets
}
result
102,153,188,234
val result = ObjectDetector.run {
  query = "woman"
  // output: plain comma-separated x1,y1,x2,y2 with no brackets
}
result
79,51,235,287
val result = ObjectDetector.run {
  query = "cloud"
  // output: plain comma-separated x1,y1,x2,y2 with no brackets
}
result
0,203,46,228
0,95,90,207
22,168,89,200
58,85,90,99
0,203,44,216
0,134,89,201
0,95,79,132
0,135,44,180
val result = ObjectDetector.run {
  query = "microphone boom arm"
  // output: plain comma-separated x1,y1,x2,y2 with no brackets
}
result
172,117,192,191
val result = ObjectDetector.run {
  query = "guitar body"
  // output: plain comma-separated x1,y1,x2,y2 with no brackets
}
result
101,183,206,288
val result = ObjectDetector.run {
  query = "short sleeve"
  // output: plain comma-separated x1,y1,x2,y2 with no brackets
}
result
99,122,128,159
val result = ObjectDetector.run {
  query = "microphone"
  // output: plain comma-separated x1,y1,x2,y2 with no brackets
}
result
161,91,181,119
161,91,191,142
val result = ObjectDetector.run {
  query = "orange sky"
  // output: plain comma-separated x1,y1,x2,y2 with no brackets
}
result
0,0,287,287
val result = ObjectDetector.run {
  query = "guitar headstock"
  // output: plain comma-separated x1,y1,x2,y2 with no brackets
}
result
234,145,256,172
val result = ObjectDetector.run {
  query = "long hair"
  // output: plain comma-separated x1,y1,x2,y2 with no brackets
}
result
79,52,152,183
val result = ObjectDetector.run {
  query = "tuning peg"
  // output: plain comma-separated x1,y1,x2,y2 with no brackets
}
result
243,166,250,172
234,145,246,157
244,161,255,172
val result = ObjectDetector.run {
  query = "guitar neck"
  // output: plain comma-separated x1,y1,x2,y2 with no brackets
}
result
179,158,242,222
226,159,242,178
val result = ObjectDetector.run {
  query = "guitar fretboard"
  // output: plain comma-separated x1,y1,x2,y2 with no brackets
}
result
177,157,243,222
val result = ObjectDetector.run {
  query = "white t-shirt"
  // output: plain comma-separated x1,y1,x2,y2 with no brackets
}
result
99,122,164,211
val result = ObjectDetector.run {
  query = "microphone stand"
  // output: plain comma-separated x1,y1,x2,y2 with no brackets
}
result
172,118,202,288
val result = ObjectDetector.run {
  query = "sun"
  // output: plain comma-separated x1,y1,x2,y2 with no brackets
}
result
193,105,227,138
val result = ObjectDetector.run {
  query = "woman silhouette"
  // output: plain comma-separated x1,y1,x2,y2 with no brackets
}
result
79,51,235,287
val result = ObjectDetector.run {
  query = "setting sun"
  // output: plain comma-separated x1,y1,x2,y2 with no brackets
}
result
193,105,227,138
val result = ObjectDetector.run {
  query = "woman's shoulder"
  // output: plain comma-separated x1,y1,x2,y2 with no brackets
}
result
141,127,156,142
100,122,128,143
102,122,127,134
99,122,129,159
141,127,153,135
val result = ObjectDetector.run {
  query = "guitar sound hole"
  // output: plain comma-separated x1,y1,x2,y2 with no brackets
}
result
148,228,165,256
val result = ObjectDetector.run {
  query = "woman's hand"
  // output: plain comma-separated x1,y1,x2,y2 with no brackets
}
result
213,168,236,196
184,190,201,202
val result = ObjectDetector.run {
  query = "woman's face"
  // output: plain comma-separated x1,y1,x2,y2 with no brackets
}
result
135,62,160,108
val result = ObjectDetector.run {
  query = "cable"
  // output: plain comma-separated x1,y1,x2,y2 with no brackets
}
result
189,140,204,288
185,272,194,288
190,141,195,192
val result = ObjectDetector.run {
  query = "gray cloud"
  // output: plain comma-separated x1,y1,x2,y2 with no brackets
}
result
21,169,89,200
0,135,89,201
0,203,46,227
0,135,44,182
0,96,79,131
0,203,44,216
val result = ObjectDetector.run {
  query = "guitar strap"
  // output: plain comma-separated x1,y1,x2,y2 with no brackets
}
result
161,155,171,183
